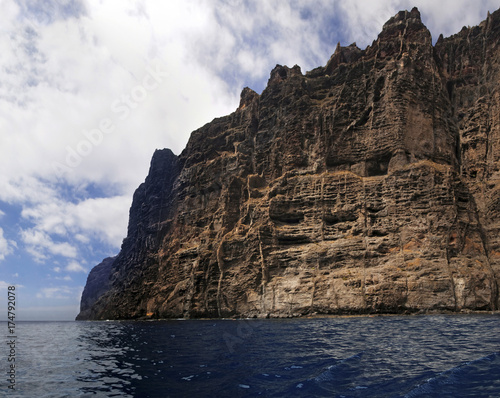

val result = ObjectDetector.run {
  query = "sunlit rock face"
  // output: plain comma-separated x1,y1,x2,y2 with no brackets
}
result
78,8,500,320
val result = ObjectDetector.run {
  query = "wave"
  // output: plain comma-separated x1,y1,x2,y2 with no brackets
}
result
404,352,500,398
312,352,364,383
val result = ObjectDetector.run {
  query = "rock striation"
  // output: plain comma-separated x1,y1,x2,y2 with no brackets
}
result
77,7,500,320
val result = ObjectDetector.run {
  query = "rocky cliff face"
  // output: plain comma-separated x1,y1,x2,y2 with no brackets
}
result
77,256,115,320
78,8,500,320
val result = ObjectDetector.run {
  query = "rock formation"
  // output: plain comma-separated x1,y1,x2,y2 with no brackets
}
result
77,7,500,320
77,256,115,320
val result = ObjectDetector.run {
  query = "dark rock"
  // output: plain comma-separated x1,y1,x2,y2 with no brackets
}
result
77,7,500,320
76,256,115,320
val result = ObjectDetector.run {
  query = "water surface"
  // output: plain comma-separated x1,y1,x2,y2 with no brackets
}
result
4,314,500,397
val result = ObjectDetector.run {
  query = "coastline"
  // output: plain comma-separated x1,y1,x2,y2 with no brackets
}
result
76,309,500,322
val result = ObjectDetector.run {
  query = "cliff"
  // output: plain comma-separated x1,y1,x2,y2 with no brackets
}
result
77,7,500,320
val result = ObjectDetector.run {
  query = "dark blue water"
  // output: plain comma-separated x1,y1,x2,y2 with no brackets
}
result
3,315,500,397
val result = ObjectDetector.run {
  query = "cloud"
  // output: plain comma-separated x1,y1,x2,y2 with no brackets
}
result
36,285,81,300
15,0,87,25
21,228,78,262
20,195,131,249
55,275,72,281
335,0,498,47
415,0,499,39
0,0,237,192
0,0,242,269
0,281,22,290
0,227,16,261
179,0,339,92
75,234,90,244
66,260,86,273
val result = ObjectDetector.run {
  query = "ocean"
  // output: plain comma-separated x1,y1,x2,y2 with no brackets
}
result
2,314,499,397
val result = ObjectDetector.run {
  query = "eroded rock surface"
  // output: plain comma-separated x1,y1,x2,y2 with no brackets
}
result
78,8,500,320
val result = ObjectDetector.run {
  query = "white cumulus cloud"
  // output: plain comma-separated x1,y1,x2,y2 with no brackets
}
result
21,228,77,262
66,260,87,273
0,281,12,290
36,285,82,300
0,227,16,262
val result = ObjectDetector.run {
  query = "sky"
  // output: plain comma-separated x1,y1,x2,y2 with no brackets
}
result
1,0,499,321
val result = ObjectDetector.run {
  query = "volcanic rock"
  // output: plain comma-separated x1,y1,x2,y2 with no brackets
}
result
78,7,500,320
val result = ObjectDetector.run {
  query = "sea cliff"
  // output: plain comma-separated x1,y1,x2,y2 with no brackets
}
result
77,8,500,320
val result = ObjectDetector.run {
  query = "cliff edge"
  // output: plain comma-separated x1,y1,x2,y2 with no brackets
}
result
78,8,500,320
